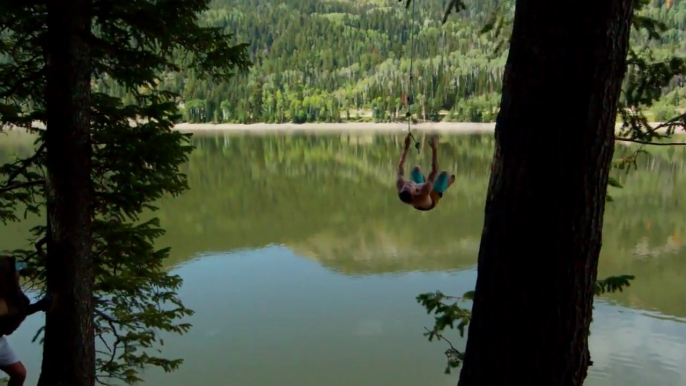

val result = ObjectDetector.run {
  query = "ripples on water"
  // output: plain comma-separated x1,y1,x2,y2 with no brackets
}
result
2,131,686,386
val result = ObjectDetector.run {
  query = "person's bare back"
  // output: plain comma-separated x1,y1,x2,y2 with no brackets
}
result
396,134,455,211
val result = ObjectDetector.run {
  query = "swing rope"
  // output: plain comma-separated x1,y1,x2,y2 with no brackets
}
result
404,0,420,153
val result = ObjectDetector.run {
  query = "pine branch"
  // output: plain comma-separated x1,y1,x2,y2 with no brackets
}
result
0,179,45,195
94,309,124,378
615,137,686,146
0,141,46,187
0,65,45,101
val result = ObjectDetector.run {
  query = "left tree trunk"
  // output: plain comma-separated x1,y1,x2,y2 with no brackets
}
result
457,0,634,385
39,0,95,384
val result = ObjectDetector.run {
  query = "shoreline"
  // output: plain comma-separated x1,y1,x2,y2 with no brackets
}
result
1,121,678,137
173,121,675,135
172,121,495,134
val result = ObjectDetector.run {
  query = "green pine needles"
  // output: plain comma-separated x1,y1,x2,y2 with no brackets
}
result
0,0,250,383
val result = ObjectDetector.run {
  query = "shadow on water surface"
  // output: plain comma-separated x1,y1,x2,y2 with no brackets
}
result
2,130,686,386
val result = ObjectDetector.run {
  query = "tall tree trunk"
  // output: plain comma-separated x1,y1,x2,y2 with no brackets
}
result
39,0,95,385
458,0,634,385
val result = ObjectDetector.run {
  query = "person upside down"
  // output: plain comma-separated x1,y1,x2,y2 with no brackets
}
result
396,134,455,211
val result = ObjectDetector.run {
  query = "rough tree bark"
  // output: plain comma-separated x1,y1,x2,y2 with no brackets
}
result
458,0,634,385
39,0,95,385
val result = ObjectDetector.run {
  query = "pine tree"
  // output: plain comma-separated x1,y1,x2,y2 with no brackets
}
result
40,0,96,384
0,0,250,384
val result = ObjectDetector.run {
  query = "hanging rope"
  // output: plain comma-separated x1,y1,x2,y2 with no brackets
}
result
403,0,420,153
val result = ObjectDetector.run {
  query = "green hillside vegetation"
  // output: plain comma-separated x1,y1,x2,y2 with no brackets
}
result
96,0,686,124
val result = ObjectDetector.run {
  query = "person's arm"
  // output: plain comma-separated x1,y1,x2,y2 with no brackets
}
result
26,294,53,316
0,293,30,336
0,313,27,336
26,302,42,316
420,138,439,195
397,135,412,189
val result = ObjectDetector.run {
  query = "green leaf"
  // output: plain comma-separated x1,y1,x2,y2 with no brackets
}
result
607,177,623,188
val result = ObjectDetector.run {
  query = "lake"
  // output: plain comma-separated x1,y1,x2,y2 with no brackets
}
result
1,130,686,386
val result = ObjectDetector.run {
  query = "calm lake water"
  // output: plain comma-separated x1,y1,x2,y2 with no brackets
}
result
2,130,686,386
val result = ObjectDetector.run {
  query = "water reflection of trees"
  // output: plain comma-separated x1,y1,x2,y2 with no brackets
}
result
171,133,686,317
2,132,686,317
159,133,494,272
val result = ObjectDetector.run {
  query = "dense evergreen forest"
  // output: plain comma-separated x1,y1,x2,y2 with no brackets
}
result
98,0,686,124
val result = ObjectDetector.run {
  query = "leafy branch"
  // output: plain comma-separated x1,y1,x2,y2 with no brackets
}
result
417,276,635,374
417,290,473,373
594,275,635,296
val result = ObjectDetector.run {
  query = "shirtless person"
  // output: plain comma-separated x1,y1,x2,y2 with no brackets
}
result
396,134,455,211
0,259,53,386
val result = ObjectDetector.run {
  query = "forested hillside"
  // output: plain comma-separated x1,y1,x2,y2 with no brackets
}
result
100,0,686,124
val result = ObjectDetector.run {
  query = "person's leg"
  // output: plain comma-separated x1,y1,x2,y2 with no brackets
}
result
2,363,26,386
0,337,25,386
410,165,425,184
432,171,450,194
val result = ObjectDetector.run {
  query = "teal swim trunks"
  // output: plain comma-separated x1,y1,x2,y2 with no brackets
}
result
411,170,449,195
410,169,425,184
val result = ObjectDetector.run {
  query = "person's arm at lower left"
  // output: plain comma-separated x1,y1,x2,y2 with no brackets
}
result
26,294,53,316
26,302,42,316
